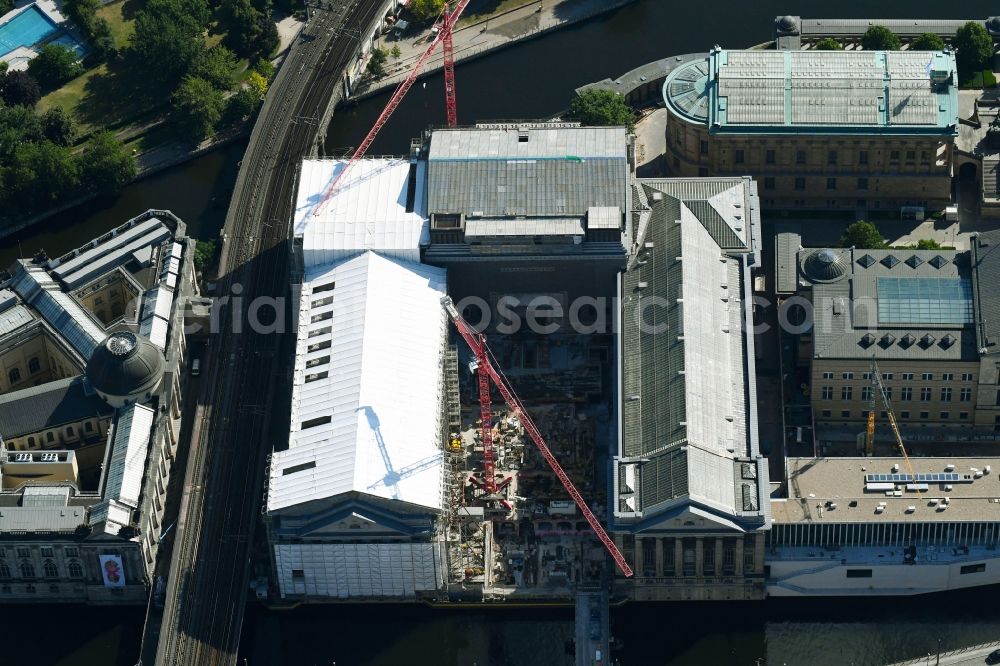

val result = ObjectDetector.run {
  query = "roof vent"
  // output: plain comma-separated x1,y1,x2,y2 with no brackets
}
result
881,254,900,269
921,333,936,348
929,254,949,269
901,333,916,348
857,254,876,268
905,255,924,268
941,333,956,348
880,333,896,347
860,333,875,347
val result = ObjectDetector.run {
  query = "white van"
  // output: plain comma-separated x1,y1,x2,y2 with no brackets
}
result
190,358,201,376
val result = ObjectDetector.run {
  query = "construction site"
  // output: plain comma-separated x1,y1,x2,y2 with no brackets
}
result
441,331,615,599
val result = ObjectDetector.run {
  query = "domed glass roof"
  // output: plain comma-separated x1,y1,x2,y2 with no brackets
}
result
803,248,848,283
86,332,164,398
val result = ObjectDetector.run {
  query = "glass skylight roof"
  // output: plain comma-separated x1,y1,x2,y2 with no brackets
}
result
877,277,973,325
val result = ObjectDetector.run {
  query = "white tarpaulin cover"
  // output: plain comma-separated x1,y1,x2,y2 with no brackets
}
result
293,159,429,268
267,252,447,513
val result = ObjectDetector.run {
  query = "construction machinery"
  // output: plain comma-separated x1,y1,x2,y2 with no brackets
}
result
442,297,634,577
866,358,919,484
313,0,470,216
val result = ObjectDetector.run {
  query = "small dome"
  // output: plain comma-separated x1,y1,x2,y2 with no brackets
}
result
86,331,164,399
988,17,1000,33
803,248,848,282
776,15,799,33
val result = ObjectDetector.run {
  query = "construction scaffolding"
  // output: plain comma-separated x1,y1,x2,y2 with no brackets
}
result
439,333,617,599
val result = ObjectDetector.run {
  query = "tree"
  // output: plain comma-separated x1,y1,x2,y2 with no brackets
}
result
222,0,278,62
410,0,444,21
391,45,401,59
954,22,994,82
225,86,262,123
27,45,84,89
366,47,387,78
839,220,887,249
568,89,635,131
6,141,79,211
253,58,275,80
41,107,75,146
246,71,268,99
193,239,218,270
813,38,843,51
192,46,239,90
172,75,224,142
129,0,208,84
0,0,12,13
77,130,137,194
915,238,942,250
910,32,945,51
0,70,41,108
861,25,901,51
0,104,44,160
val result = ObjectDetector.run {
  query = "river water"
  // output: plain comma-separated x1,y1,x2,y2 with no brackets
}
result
8,0,1000,664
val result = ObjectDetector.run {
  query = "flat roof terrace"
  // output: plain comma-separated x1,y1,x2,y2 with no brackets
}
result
775,457,1000,523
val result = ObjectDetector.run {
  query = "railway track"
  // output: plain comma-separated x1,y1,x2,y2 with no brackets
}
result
153,2,386,664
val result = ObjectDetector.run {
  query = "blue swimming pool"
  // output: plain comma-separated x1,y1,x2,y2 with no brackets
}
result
0,5,59,58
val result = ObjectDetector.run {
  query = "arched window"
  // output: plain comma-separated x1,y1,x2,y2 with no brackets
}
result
68,560,83,579
27,437,35,447
28,357,40,374
7,368,20,384
19,561,34,579
66,426,75,437
0,561,10,579
43,560,58,579
46,432,54,443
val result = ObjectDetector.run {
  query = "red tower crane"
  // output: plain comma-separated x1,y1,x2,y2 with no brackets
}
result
442,297,634,578
312,0,470,217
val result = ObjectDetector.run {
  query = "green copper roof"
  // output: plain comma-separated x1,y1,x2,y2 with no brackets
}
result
664,48,959,136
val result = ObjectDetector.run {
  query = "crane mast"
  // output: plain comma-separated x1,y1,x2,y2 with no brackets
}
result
869,358,919,485
442,297,634,577
312,0,472,217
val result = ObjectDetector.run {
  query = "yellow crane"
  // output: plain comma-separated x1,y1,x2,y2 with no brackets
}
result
866,358,919,485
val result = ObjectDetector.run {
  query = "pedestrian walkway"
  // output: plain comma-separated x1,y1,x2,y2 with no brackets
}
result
353,0,636,99
887,639,1000,666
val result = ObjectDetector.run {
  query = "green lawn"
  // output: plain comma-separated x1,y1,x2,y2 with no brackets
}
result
37,65,109,134
457,0,539,28
95,0,136,50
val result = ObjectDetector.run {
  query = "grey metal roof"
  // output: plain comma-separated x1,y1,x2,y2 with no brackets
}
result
465,218,585,238
0,376,113,440
0,304,33,337
617,178,768,528
695,49,959,135
9,263,104,360
50,217,169,287
806,248,978,361
971,229,1000,355
774,224,802,294
0,506,86,533
426,126,628,218
22,486,70,507
799,18,979,37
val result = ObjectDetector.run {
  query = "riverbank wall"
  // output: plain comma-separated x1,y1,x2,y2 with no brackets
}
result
347,0,638,104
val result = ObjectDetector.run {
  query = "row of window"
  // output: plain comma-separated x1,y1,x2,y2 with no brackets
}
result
821,372,972,382
821,409,969,421
0,546,78,559
820,386,971,402
0,559,84,579
6,357,43,385
723,146,931,165
22,421,95,448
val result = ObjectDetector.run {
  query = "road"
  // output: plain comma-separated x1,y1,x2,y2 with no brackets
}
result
148,2,387,665
888,641,1000,666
